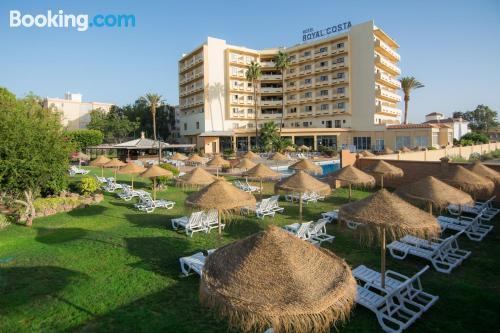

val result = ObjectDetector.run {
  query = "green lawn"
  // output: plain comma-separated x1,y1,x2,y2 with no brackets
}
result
0,167,499,333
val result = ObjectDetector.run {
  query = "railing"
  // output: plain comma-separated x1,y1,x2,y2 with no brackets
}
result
376,72,401,89
376,87,401,102
374,39,400,61
375,54,401,75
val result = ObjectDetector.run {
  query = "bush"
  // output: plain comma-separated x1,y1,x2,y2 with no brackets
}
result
78,176,100,196
66,129,104,151
157,163,179,185
468,152,481,162
318,145,338,157
427,146,437,150
223,148,235,157
448,154,467,162
460,132,489,145
460,139,474,146
0,214,10,230
33,197,81,212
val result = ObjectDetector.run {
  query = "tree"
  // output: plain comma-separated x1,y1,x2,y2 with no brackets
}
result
0,88,74,226
140,93,163,141
87,107,139,143
260,122,279,151
459,132,489,145
246,61,262,148
272,136,292,153
66,129,103,151
274,50,290,135
454,105,498,133
399,76,424,124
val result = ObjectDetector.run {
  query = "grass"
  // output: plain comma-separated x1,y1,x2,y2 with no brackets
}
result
0,166,499,332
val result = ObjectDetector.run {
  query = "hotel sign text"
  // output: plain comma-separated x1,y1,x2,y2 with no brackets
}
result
302,21,351,41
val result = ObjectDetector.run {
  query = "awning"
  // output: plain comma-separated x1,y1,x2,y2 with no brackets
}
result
198,131,234,137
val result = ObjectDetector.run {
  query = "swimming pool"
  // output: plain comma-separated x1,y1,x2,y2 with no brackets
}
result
274,160,340,177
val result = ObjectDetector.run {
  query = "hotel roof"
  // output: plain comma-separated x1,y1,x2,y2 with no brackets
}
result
387,123,451,129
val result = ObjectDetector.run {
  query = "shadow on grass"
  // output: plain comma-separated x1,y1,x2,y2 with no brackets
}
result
124,213,170,230
35,227,88,245
67,205,107,218
0,266,88,310
223,215,264,239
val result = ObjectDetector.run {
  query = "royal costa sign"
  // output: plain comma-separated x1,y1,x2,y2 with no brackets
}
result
302,21,352,42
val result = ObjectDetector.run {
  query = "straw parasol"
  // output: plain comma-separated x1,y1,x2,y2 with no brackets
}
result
359,150,375,157
170,152,188,161
365,160,403,188
177,167,216,188
469,162,500,186
298,144,310,151
400,146,412,153
71,151,90,167
244,163,281,196
441,165,495,199
381,147,394,154
269,152,288,161
327,165,375,200
140,165,173,200
395,176,474,214
103,158,126,178
338,189,440,288
89,155,111,177
285,146,296,152
275,170,331,219
242,151,259,160
207,155,230,177
187,153,205,165
235,158,256,171
200,226,356,333
186,179,256,234
118,162,146,189
290,158,322,175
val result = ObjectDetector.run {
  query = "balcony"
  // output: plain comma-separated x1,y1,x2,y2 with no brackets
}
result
331,76,349,85
375,54,401,75
374,39,400,61
376,87,401,102
376,103,401,116
376,72,401,89
179,55,203,72
259,87,282,94
259,100,283,107
331,46,346,55
261,74,282,81
261,61,276,68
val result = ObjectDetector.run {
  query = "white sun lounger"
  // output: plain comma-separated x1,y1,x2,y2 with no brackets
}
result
69,165,89,176
387,230,471,273
321,209,339,223
203,209,223,232
95,175,108,184
283,221,320,246
179,249,216,276
448,196,499,221
117,186,146,201
353,265,438,333
135,192,175,213
308,218,335,244
171,211,206,237
438,215,493,241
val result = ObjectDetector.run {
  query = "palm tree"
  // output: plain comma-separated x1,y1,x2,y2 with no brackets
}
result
399,77,424,124
260,121,279,151
274,50,290,135
246,61,262,149
141,93,163,140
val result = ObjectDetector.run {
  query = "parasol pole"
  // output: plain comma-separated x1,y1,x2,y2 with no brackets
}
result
348,183,352,201
299,194,303,221
380,175,384,189
153,177,157,200
101,166,104,177
217,209,222,235
381,227,386,289
428,201,433,215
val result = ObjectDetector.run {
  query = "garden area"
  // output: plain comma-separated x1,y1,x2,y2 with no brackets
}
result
0,166,499,333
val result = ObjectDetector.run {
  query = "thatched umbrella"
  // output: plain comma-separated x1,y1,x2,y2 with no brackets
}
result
365,160,403,188
269,152,288,161
186,179,256,234
382,147,394,154
298,144,310,151
207,155,230,177
118,162,146,189
244,163,281,196
275,170,331,220
243,151,259,160
359,150,375,157
140,165,173,200
400,146,412,153
177,167,216,188
338,189,440,288
89,155,110,177
441,165,495,199
285,146,296,152
104,158,126,179
170,152,188,161
72,152,90,166
290,158,322,175
187,153,205,165
200,226,356,333
469,162,500,186
235,158,256,171
327,165,375,200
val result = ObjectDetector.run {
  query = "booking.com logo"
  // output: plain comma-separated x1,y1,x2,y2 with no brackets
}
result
9,10,135,32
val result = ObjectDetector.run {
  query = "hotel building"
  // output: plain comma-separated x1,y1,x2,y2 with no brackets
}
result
178,20,452,153
44,92,114,130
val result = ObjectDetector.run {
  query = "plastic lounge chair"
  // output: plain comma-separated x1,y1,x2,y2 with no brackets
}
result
171,211,206,237
321,209,339,223
179,249,216,276
241,198,276,219
283,221,319,245
202,209,222,232
136,192,175,213
438,215,492,241
267,195,284,214
387,230,471,273
308,218,335,244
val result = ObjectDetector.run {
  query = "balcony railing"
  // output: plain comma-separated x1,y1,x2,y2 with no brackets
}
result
261,74,282,80
376,72,401,89
374,39,400,61
376,103,401,115
259,100,283,107
376,87,401,102
375,54,401,75
260,61,276,68
259,87,282,93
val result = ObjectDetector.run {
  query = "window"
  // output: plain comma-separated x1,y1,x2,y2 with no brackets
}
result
320,90,329,96
375,139,385,151
304,51,311,57
304,92,312,98
247,108,254,114
288,94,296,100
303,122,309,127
247,82,252,87
414,135,428,148
337,72,345,79
183,123,187,131
304,78,312,84
337,102,345,109
289,107,297,113
432,133,439,146
319,47,328,53
231,67,238,75
247,95,253,101
395,136,411,149
289,68,295,73
353,137,371,150
304,105,313,112
319,75,329,82
304,64,312,70
337,87,345,94
319,61,328,67
288,81,296,87
337,42,344,49
289,55,296,61
337,57,345,63
320,104,329,110
233,94,239,101
335,120,341,128
196,122,200,129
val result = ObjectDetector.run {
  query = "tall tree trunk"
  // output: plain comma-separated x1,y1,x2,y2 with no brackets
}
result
403,95,410,124
152,106,157,141
279,70,285,136
254,81,259,148
14,189,35,227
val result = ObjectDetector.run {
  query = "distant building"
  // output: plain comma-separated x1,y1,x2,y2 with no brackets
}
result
44,92,114,130
487,127,500,141
422,112,470,140
168,105,181,142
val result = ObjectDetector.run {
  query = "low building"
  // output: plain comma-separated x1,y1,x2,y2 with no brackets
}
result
44,92,114,130
422,112,470,140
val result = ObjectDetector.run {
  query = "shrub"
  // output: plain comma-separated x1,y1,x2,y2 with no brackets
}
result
318,145,338,157
33,197,81,212
157,163,179,185
448,155,467,162
468,152,481,162
0,214,10,230
460,132,489,145
223,149,235,157
427,146,437,150
66,129,104,151
78,176,100,196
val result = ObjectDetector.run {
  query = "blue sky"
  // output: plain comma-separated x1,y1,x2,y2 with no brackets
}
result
0,0,499,122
